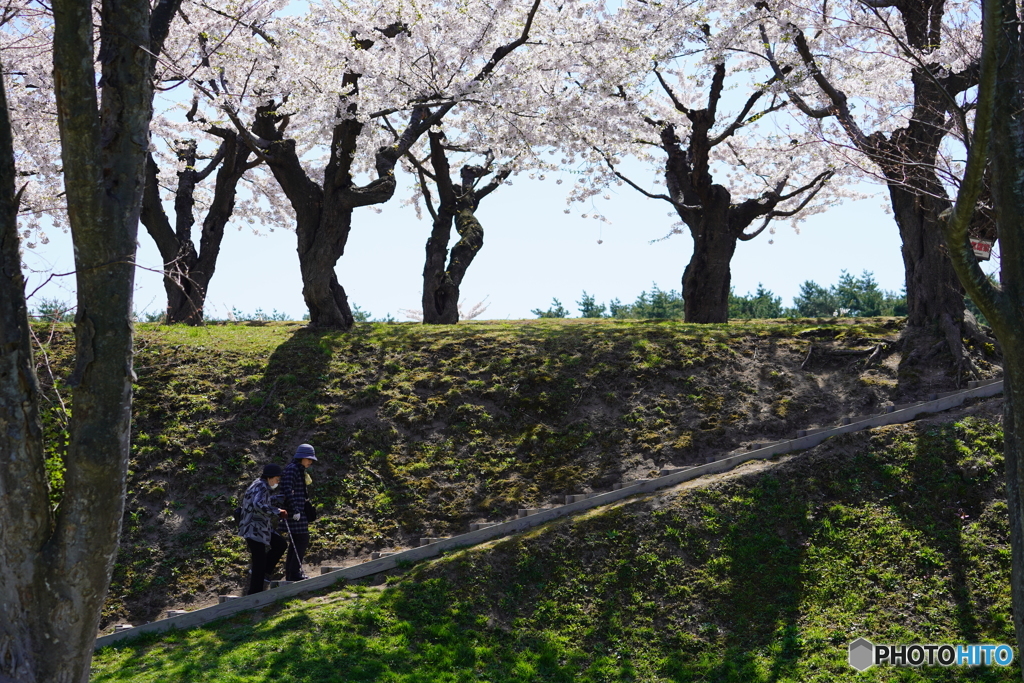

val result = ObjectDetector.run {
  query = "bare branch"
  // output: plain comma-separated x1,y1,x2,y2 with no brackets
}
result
194,140,229,182
758,23,835,120
653,67,690,115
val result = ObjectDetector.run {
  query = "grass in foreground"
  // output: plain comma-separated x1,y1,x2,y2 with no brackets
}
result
92,415,1016,682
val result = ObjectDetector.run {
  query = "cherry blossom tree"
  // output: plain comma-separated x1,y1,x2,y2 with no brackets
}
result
405,131,512,324
397,52,570,324
205,0,552,329
759,0,984,382
560,0,842,323
140,0,286,325
0,0,181,679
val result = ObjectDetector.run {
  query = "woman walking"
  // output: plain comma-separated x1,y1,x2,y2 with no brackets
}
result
281,443,317,581
238,463,289,595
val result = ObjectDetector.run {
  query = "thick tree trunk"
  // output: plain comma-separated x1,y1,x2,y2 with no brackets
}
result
0,0,176,678
1003,361,1024,670
681,190,737,323
0,58,53,683
779,13,983,386
164,245,201,323
260,120,388,330
296,211,356,329
940,0,1024,661
887,185,970,379
653,84,829,324
880,69,974,386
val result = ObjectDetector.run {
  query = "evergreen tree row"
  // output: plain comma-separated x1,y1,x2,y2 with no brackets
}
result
533,270,912,320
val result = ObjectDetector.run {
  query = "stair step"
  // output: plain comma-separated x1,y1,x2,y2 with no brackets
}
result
217,595,240,603
370,551,397,560
269,580,294,588
320,566,342,575
564,493,598,504
113,624,134,632
166,610,188,619
418,537,451,546
517,508,545,518
469,522,499,531
798,427,831,437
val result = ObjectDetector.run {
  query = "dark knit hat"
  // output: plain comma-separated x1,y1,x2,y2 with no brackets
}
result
262,463,284,479
294,443,317,461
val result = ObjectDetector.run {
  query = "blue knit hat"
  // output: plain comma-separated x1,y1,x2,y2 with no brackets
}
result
294,443,317,461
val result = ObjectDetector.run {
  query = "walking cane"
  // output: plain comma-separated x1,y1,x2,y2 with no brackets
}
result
282,516,306,580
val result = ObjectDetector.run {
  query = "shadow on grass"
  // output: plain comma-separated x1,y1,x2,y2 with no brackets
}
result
94,419,1018,683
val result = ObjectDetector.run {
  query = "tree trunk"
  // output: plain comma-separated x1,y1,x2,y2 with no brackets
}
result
0,0,178,677
163,245,201,323
0,53,53,683
887,184,970,381
939,0,1024,661
422,204,486,325
296,209,356,329
1003,361,1024,672
141,134,252,325
259,119,387,330
779,12,983,387
421,206,459,324
681,188,737,323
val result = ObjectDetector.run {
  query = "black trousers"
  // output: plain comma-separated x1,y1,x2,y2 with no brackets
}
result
246,533,286,595
286,532,309,581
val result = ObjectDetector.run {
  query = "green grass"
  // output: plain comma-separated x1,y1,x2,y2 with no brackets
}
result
92,416,1016,682
28,317,995,624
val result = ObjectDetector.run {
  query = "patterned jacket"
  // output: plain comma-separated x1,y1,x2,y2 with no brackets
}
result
238,478,281,545
281,460,309,536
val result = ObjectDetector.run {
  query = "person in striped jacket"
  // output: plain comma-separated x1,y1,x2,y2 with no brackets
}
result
281,443,317,580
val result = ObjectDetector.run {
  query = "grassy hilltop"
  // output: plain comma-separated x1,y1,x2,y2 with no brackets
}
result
33,317,998,630
91,411,1015,682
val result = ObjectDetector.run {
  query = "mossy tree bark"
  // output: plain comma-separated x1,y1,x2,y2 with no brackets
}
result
941,0,1024,662
141,128,259,325
0,0,179,679
411,131,508,324
775,4,982,383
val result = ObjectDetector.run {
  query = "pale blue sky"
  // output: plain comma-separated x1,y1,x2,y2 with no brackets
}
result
20,0,994,322
23,165,928,321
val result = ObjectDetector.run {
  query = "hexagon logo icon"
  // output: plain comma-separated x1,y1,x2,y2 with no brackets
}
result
849,638,875,671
